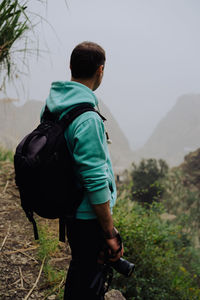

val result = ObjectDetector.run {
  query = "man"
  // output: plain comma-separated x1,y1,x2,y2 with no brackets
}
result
44,41,123,299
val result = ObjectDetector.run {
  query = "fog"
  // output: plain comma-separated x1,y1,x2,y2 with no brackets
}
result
2,0,200,149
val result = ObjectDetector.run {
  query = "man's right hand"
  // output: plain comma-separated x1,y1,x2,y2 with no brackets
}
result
105,234,124,262
92,201,124,262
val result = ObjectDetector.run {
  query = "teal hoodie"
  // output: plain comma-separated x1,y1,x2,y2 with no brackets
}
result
42,81,117,219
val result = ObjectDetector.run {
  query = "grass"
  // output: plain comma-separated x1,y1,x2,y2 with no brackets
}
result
36,225,66,299
0,0,28,82
0,147,14,162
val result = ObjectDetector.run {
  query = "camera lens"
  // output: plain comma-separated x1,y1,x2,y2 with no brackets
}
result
110,258,135,277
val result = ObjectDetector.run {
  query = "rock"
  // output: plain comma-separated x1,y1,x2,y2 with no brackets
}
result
105,289,126,300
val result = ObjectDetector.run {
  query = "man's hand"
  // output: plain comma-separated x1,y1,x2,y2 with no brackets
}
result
92,201,124,262
97,236,124,264
105,235,124,262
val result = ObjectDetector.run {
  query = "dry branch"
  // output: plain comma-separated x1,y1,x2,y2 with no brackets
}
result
24,256,46,300
2,180,9,194
42,277,65,300
18,250,39,263
10,278,21,286
0,223,11,251
3,245,38,255
19,267,24,289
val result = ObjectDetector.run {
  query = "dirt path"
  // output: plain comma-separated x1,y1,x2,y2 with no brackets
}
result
0,162,69,300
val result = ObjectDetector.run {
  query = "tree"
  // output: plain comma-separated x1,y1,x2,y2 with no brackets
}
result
0,0,68,91
131,158,168,206
0,0,29,89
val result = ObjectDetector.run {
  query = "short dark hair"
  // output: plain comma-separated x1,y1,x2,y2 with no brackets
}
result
70,41,106,79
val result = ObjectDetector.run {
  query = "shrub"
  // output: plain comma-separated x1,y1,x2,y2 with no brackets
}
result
131,159,168,207
163,168,200,244
112,192,200,300
0,0,28,87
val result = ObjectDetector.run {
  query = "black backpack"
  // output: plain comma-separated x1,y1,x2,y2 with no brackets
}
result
14,103,106,242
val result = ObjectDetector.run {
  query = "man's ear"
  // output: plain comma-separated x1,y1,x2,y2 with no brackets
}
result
100,65,104,73
96,65,104,75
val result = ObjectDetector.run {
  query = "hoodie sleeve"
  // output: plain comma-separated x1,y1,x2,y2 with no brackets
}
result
71,114,110,205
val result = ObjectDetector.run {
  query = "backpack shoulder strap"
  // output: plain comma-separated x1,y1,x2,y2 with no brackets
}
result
59,103,106,129
58,105,106,242
42,105,59,122
42,104,106,128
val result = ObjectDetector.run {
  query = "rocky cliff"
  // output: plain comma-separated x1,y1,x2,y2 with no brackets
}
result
135,94,200,166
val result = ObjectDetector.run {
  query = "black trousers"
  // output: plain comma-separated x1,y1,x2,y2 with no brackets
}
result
64,219,106,300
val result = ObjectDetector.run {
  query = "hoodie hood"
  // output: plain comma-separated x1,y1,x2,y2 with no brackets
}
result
46,81,98,115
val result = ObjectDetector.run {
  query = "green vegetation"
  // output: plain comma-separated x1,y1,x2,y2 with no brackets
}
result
0,147,14,162
0,0,67,91
13,154,200,299
164,168,200,245
2,142,199,299
36,225,66,300
0,0,28,88
112,190,200,300
131,159,169,206
113,157,200,299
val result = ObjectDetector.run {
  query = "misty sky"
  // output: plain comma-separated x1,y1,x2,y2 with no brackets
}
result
2,0,200,149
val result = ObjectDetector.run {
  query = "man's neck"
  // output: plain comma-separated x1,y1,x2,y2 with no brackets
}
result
71,77,94,90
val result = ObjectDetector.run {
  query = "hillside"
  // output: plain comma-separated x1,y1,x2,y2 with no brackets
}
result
162,147,200,248
0,158,125,300
0,98,133,172
135,94,200,166
0,99,43,149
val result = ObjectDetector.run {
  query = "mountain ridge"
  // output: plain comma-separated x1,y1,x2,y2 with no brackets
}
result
134,94,200,166
0,98,133,172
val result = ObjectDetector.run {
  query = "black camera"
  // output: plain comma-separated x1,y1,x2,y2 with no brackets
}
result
110,258,135,277
90,254,134,296
101,231,135,277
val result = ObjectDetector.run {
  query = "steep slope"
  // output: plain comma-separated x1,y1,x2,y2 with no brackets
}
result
135,94,200,166
0,98,133,172
0,99,43,149
163,148,200,239
98,100,133,172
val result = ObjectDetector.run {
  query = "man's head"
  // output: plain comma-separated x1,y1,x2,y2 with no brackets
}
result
70,41,106,91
